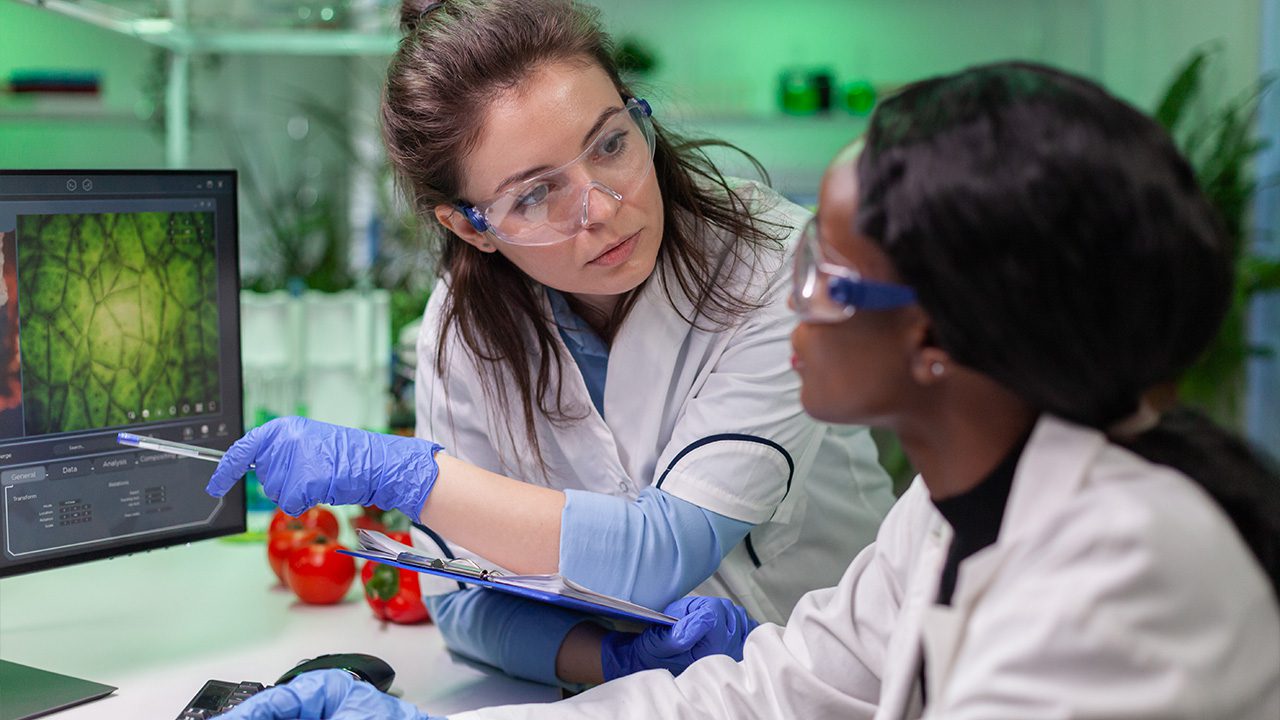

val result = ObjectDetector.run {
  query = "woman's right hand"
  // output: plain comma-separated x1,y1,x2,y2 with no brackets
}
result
205,416,445,519
216,669,436,719
599,596,759,680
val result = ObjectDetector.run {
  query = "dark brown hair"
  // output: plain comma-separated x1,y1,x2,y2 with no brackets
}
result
383,0,786,473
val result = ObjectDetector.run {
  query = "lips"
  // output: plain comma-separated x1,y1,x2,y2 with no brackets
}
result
588,230,640,267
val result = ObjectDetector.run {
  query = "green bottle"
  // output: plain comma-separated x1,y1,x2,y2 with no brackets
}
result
843,80,877,116
779,69,819,115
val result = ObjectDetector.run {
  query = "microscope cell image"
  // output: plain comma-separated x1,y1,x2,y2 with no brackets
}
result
16,211,222,435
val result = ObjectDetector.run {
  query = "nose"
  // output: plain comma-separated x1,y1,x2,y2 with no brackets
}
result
579,181,623,227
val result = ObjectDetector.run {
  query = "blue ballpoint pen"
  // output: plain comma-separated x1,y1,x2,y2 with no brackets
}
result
116,432,255,469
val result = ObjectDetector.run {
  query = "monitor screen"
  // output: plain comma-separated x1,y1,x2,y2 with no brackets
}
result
0,170,245,577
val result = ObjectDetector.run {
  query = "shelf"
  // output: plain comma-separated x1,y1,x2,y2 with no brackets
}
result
0,109,140,123
154,30,397,55
0,95,140,123
15,0,403,168
17,0,401,56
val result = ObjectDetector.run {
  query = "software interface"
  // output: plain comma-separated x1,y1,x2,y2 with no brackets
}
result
0,171,245,576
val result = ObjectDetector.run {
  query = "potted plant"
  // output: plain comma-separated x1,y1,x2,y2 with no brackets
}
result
288,83,436,435
224,106,393,434
1152,46,1280,427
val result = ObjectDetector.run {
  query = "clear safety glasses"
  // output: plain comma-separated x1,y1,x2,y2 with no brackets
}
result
456,98,656,247
791,216,917,323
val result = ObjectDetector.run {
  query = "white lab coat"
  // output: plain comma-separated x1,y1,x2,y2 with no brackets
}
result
413,180,895,624
452,415,1280,719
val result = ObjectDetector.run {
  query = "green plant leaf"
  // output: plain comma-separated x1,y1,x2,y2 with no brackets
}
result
1154,48,1208,133
1243,257,1280,294
1156,48,1277,428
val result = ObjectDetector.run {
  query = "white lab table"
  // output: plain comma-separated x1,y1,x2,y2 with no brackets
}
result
0,529,560,718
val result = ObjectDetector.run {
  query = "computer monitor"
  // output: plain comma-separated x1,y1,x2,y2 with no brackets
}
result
0,169,245,718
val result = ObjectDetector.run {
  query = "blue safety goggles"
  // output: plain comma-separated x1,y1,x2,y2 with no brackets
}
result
790,216,916,323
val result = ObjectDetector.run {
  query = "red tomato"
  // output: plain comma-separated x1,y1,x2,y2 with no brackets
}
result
267,527,322,584
286,537,356,605
269,507,341,539
350,507,387,535
360,531,430,625
382,530,413,545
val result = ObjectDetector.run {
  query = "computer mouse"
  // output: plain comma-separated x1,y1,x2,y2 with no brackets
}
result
275,652,396,693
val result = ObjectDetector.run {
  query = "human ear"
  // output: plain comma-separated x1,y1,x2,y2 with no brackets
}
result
908,322,954,386
434,204,497,253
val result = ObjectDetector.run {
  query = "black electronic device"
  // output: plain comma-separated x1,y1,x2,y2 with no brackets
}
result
176,679,266,719
0,170,244,719
175,654,396,719
274,653,396,692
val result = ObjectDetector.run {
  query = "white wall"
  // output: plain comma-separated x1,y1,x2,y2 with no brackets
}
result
3,1,1263,200
594,0,1261,112
591,0,1263,197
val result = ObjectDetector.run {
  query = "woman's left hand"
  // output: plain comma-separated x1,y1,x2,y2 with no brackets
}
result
599,596,759,680
206,416,444,519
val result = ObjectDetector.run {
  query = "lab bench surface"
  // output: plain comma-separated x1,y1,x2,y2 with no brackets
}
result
0,536,559,719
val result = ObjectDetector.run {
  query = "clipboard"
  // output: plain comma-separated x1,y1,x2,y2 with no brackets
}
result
341,530,676,627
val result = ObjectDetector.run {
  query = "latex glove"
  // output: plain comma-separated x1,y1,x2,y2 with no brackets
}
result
600,596,759,680
206,416,444,519
216,669,440,720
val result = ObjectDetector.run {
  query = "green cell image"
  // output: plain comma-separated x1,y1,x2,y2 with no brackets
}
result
16,212,221,435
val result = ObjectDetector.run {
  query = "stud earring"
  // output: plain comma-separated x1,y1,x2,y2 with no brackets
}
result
930,362,945,377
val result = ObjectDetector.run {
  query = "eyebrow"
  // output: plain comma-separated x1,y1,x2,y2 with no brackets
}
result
490,105,624,195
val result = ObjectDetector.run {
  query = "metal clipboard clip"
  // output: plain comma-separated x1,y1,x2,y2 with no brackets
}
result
395,552,505,581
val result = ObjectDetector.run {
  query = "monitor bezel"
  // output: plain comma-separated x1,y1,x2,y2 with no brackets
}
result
0,168,247,578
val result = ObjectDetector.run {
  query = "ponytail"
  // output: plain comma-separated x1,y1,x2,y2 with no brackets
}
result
1120,407,1280,600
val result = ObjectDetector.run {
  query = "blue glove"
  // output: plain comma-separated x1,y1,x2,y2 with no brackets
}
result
215,669,440,720
600,596,759,680
206,416,444,519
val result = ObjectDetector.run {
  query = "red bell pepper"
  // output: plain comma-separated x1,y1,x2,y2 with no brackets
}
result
361,531,431,625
